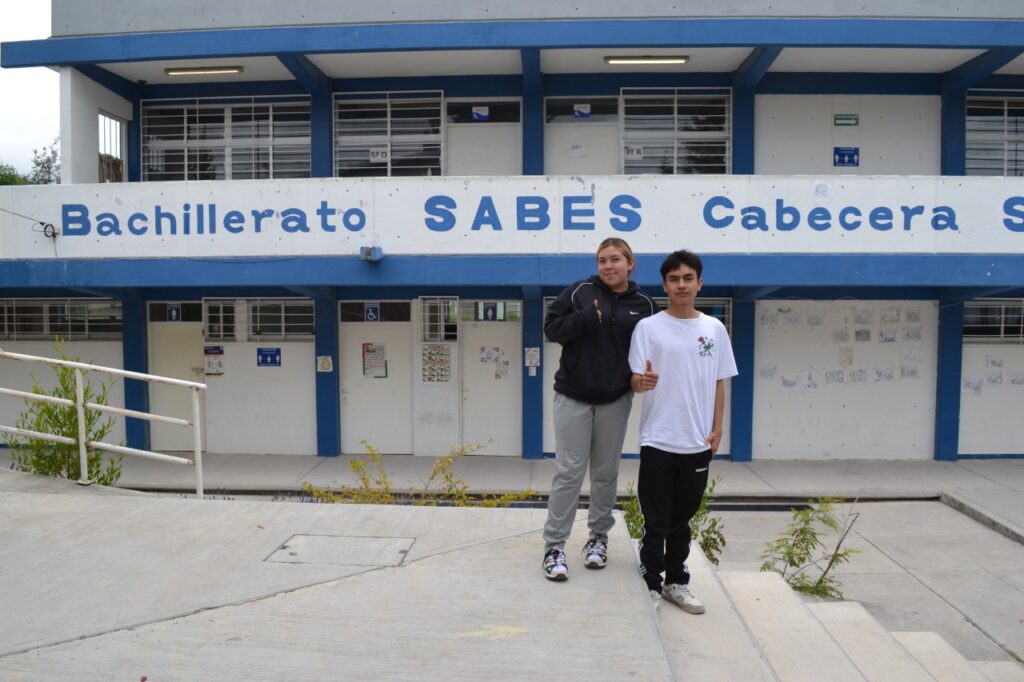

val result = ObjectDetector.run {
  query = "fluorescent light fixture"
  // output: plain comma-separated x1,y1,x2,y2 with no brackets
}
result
164,65,244,76
604,55,689,65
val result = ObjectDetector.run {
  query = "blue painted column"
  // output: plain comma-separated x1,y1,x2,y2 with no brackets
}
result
314,295,340,456
941,89,966,176
934,300,964,461
732,90,755,174
311,93,333,178
728,299,755,461
521,48,544,175
521,287,544,458
121,299,150,449
128,98,141,182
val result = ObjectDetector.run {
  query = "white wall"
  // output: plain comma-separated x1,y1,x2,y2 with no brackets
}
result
53,1,1020,36
446,124,521,176
59,67,132,184
0,341,126,445
959,345,1024,455
753,300,937,459
204,342,317,454
544,124,619,175
755,95,940,175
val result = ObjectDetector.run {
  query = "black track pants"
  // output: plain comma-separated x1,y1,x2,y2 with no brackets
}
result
637,446,712,591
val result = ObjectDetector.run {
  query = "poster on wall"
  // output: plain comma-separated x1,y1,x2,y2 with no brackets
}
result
362,343,388,378
421,343,451,383
204,345,224,376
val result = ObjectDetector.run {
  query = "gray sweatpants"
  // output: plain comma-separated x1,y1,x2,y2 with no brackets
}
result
543,391,633,551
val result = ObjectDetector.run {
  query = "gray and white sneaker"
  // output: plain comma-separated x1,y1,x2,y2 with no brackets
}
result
649,589,662,609
543,547,569,581
662,583,705,614
582,536,608,569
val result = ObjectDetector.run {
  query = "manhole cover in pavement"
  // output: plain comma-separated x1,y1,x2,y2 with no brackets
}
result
266,534,415,566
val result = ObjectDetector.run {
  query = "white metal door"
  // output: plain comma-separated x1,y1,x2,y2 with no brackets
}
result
412,297,461,456
340,319,413,455
461,301,521,456
147,319,205,451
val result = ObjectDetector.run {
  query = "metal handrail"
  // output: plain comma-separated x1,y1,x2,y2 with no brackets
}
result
0,348,206,499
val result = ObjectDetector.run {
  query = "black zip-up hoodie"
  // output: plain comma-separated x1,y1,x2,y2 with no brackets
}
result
545,275,657,404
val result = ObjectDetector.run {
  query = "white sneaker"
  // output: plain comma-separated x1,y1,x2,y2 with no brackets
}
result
662,583,705,614
542,547,568,581
582,536,608,569
649,589,662,609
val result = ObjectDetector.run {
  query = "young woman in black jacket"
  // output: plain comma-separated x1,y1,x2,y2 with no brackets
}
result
541,237,657,580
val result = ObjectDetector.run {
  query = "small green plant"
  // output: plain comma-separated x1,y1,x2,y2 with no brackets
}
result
622,476,726,566
759,497,861,599
304,440,534,507
4,346,122,486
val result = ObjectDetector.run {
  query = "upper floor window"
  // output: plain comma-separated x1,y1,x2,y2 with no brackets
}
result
621,88,731,175
966,95,1024,176
141,97,311,181
335,91,443,178
98,112,125,183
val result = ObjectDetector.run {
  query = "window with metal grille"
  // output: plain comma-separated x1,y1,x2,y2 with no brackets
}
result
0,299,122,340
141,97,311,181
339,301,412,322
335,91,444,177
98,112,125,183
203,301,236,340
249,300,314,340
621,88,731,175
542,296,731,334
964,299,1024,343
966,95,1024,176
420,297,459,342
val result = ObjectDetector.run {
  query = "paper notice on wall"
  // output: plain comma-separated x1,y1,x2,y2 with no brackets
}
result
421,344,451,382
848,368,867,383
962,376,983,395
902,327,922,343
900,363,920,379
480,346,501,363
524,347,540,367
825,370,845,384
878,328,898,343
880,308,901,324
362,343,388,378
495,360,510,380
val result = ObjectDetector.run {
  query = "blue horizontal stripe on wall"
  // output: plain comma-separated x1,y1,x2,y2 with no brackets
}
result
6,19,1024,68
3,254,1024,290
958,454,1024,459
758,73,942,95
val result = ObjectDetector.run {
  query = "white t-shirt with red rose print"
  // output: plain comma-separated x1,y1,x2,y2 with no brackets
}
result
628,311,738,454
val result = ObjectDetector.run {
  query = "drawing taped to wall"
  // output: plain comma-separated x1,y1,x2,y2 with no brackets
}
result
903,327,922,342
855,329,871,342
833,330,850,343
879,328,898,343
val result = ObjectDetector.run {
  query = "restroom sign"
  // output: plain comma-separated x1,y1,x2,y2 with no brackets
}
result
364,302,380,321
167,303,181,321
257,347,281,367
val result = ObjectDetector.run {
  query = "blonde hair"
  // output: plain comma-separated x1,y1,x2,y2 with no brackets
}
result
596,237,635,264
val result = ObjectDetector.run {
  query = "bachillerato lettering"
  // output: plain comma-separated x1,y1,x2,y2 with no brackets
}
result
702,196,959,232
60,201,368,236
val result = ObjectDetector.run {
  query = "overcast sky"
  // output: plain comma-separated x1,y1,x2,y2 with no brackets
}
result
0,1,59,174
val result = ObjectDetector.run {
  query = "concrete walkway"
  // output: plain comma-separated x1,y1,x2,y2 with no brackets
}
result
2,455,1023,679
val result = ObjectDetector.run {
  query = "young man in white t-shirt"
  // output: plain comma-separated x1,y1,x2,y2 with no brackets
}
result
628,250,738,613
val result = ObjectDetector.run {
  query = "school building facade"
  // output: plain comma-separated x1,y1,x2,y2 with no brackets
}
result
1,2,1023,461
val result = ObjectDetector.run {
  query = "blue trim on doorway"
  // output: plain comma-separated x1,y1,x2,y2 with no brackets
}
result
121,299,150,450
521,287,544,458
314,295,340,456
934,299,964,461
729,300,754,462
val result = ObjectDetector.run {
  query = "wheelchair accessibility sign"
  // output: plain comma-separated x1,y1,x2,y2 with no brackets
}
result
257,347,281,367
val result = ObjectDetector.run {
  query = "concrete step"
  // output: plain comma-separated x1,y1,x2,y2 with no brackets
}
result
974,661,1024,682
893,631,988,682
654,545,777,680
807,601,933,682
718,570,864,682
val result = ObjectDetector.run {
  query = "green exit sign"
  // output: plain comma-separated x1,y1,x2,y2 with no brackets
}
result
834,113,859,127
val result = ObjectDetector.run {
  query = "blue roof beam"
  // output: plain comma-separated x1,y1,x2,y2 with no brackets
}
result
734,286,782,300
277,55,332,97
73,64,139,102
733,46,782,92
942,48,1023,93
284,286,334,300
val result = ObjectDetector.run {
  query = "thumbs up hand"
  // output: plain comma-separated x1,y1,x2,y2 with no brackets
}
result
639,360,659,391
593,298,602,323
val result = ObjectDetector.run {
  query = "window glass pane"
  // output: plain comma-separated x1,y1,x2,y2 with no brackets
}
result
231,106,271,140
251,303,282,336
284,303,314,335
